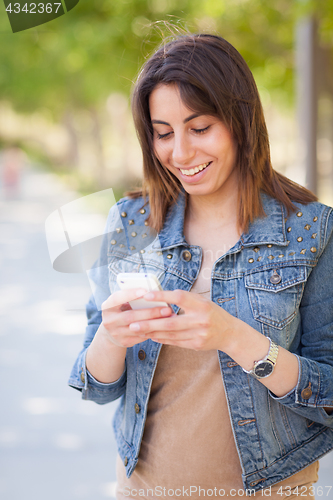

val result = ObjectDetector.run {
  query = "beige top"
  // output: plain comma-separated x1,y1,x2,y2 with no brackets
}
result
116,255,319,499
116,341,318,499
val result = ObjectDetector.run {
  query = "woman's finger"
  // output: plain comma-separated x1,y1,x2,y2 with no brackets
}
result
148,330,197,341
103,303,173,330
143,289,209,311
103,324,148,348
128,308,208,334
151,335,207,351
120,305,173,327
102,288,151,311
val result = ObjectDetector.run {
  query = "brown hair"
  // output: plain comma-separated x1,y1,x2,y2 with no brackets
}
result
130,33,316,232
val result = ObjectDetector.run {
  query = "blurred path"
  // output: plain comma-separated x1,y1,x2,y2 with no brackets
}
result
0,166,118,500
0,166,332,500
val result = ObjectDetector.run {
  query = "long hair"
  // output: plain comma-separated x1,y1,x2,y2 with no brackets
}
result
130,33,316,232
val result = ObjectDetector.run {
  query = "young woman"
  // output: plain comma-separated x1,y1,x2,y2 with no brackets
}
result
69,34,333,499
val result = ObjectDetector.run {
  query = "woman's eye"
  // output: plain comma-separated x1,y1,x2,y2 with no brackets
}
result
193,126,210,134
154,125,210,139
156,131,172,140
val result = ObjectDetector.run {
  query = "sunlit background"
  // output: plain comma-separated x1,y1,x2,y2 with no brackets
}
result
1,1,333,499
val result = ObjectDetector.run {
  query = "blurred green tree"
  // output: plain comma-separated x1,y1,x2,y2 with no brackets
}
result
1,0,332,116
0,0,332,190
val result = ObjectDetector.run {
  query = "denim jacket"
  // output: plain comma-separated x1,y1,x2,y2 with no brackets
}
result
69,192,333,493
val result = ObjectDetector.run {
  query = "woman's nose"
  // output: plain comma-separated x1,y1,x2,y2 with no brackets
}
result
172,134,195,166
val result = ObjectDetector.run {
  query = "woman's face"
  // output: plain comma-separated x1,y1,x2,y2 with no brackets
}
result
149,83,238,201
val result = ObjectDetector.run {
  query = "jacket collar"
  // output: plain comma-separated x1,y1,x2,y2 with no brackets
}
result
242,193,288,247
156,191,288,250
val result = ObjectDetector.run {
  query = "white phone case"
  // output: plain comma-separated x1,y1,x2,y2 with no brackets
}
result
116,272,169,309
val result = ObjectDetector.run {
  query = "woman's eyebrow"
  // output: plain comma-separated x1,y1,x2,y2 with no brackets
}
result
151,113,201,126
184,113,201,123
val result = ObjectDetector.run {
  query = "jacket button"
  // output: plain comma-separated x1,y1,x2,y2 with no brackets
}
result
270,271,281,284
301,385,312,400
135,403,140,414
182,250,192,261
124,457,128,466
138,349,146,361
167,254,173,259
121,212,127,218
80,371,85,384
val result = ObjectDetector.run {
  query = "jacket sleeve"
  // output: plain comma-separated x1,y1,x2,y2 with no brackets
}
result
67,202,127,404
269,207,333,427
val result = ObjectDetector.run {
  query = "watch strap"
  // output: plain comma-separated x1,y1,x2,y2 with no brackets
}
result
243,337,279,377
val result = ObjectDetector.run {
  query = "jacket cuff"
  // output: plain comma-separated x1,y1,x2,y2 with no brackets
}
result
269,355,333,426
269,354,318,405
68,348,127,404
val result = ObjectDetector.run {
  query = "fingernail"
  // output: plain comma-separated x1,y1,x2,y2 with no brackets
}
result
161,307,171,316
129,323,140,331
144,292,154,300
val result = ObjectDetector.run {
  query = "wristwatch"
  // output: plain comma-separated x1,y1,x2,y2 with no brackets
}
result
243,337,279,379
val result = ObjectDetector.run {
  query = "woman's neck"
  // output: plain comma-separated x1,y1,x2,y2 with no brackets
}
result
186,190,240,232
184,191,242,253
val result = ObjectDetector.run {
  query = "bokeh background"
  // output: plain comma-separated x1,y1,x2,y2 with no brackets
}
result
1,1,333,499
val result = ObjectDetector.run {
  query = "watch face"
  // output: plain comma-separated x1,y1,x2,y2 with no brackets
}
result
254,361,274,378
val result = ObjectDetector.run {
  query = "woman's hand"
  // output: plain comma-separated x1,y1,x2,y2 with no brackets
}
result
100,289,302,399
101,288,173,348
126,289,301,398
127,289,236,352
86,288,173,384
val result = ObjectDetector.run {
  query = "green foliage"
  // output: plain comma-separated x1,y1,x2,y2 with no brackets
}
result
0,0,333,116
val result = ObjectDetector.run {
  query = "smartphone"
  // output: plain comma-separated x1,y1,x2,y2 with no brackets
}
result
116,272,169,310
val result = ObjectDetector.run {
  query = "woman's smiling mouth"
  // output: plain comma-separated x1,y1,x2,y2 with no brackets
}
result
179,161,212,176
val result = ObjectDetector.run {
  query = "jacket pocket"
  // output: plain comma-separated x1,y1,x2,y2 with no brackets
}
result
244,265,308,329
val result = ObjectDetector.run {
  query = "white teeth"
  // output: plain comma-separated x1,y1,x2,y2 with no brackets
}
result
180,162,210,176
